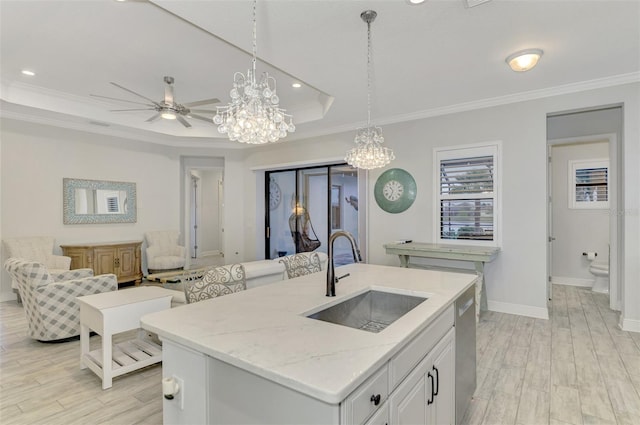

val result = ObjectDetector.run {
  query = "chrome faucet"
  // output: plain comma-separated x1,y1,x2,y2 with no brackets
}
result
326,231,362,297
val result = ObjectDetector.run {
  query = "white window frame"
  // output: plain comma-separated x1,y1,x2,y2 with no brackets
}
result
568,158,609,209
433,141,502,247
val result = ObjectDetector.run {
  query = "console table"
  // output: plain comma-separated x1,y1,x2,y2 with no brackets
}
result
384,242,500,320
61,241,143,286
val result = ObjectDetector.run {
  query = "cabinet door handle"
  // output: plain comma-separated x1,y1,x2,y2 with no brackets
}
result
427,372,434,405
433,366,439,397
370,394,381,406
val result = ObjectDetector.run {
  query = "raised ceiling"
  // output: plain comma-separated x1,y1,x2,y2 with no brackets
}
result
1,0,639,149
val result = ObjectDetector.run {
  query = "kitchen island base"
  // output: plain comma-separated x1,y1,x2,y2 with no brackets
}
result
161,305,458,425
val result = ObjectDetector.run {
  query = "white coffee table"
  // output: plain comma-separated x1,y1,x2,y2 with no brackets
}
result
77,286,177,389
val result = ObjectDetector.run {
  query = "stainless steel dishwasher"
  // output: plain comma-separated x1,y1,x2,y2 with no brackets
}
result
455,284,477,423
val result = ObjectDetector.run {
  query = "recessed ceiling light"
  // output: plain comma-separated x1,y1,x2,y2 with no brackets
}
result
21,69,35,76
292,82,302,88
407,0,426,4
505,48,543,72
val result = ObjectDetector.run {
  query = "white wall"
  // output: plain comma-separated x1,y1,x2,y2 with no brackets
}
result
551,142,610,283
2,83,639,329
0,120,250,301
242,83,640,324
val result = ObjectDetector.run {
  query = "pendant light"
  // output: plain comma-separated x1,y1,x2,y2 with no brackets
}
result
345,10,395,170
213,0,294,144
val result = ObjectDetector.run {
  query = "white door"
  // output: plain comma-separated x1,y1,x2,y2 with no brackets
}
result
429,330,455,425
547,149,554,300
389,357,429,424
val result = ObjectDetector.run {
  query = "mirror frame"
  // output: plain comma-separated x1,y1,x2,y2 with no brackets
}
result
63,178,137,224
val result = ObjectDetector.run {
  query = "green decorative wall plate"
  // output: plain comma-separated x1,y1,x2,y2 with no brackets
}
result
374,168,417,214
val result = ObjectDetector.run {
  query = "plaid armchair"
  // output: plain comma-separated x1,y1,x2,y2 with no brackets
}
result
3,237,72,293
4,258,117,341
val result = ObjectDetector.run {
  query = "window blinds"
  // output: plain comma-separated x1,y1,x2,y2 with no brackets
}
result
439,155,494,241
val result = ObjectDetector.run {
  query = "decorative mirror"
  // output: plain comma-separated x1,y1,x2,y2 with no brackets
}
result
63,178,137,224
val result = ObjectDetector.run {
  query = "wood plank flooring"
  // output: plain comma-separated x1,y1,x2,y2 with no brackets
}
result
1,284,639,424
462,285,640,425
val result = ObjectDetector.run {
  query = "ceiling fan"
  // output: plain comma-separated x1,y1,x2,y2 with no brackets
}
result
91,76,219,128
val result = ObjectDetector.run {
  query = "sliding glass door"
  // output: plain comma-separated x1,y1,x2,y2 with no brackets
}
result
266,164,359,264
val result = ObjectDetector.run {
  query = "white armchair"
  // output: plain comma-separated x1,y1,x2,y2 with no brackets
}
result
3,237,72,294
145,230,186,274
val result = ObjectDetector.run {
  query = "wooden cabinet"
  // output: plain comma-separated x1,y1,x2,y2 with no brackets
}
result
61,241,142,285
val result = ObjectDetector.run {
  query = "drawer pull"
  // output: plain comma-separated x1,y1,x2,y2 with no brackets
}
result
432,366,439,396
427,372,434,405
370,394,381,406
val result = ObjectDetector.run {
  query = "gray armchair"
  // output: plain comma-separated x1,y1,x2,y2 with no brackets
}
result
3,237,71,296
4,258,117,341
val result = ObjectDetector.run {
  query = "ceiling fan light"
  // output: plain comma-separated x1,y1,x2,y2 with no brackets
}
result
161,111,176,120
505,48,543,72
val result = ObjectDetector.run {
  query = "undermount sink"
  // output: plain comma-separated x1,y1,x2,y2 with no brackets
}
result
306,289,428,333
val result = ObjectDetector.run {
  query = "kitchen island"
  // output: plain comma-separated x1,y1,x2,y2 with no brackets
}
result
141,263,478,425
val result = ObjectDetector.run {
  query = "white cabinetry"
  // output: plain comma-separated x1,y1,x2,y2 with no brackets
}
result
162,305,456,425
389,329,455,424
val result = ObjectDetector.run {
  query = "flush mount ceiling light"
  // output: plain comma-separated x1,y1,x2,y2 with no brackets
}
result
213,0,294,144
407,0,426,4
21,69,35,76
505,48,544,72
345,10,395,170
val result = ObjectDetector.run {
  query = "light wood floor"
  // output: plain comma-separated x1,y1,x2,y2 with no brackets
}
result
462,285,640,425
1,285,639,424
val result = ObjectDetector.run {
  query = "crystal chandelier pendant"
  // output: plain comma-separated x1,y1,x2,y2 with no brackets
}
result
214,0,294,144
345,10,394,170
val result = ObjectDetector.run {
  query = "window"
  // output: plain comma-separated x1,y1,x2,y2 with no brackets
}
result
434,142,500,246
569,159,609,209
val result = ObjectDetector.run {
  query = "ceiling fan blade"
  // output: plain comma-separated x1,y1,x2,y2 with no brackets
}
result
90,94,152,107
188,113,214,123
183,98,220,107
110,108,155,112
189,109,217,114
146,113,162,123
110,82,162,107
176,115,192,128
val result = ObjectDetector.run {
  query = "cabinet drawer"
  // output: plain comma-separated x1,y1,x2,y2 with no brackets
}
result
389,305,454,390
342,364,389,425
364,400,389,425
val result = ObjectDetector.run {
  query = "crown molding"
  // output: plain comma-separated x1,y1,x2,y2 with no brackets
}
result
0,108,244,150
378,72,640,127
285,72,640,143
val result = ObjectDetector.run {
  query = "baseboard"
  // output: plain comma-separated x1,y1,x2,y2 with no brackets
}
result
487,300,549,320
199,250,222,258
621,318,640,333
551,276,594,287
0,291,17,302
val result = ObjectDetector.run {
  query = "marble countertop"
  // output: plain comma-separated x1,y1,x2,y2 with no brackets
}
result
141,263,477,404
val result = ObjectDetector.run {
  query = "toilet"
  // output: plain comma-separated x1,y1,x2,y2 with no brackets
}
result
589,261,610,294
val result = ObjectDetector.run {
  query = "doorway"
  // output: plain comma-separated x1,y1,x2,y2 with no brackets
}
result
181,157,225,270
547,106,623,311
265,164,359,263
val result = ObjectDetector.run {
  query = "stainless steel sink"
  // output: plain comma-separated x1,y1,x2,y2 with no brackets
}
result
306,290,427,333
